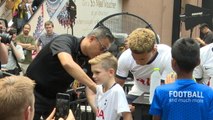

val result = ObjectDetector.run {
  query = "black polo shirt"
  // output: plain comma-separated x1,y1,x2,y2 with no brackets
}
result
26,34,91,98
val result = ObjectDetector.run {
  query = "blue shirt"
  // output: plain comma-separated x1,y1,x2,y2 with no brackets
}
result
149,79,213,120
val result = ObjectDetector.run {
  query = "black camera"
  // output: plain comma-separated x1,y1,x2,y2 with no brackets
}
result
0,33,12,44
0,19,13,44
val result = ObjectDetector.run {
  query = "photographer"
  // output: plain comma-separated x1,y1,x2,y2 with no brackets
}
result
0,21,8,68
1,28,25,75
0,40,8,65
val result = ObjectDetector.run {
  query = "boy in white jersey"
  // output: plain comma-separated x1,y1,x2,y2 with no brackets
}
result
116,28,173,107
89,52,132,120
193,43,213,88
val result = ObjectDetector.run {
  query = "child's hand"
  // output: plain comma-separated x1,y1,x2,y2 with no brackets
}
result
165,72,177,84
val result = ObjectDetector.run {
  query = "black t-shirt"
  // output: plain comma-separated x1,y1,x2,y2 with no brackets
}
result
26,34,91,98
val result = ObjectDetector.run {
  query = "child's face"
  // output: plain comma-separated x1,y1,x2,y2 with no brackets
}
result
91,63,112,85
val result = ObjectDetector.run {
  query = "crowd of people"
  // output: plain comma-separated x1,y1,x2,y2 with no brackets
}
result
0,0,44,34
0,19,57,76
0,1,213,120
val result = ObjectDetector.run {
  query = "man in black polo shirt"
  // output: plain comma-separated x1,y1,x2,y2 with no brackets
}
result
26,26,114,120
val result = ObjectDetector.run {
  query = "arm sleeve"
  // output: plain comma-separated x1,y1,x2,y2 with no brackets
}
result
116,50,131,79
16,45,25,61
50,36,74,56
116,86,130,114
193,65,203,79
161,52,173,81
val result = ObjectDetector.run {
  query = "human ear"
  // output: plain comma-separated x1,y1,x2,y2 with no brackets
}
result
24,106,32,120
108,68,115,76
152,44,157,53
89,35,96,42
171,58,177,72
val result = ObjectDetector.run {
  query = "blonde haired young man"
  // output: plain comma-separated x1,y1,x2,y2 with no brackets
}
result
116,28,173,106
0,76,35,120
0,76,75,120
89,52,132,120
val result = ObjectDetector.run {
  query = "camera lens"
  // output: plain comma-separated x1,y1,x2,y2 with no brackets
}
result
0,33,12,44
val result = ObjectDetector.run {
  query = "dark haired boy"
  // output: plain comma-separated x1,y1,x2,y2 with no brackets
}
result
149,38,213,120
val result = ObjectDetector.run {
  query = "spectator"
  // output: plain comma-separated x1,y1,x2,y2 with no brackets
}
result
36,20,58,53
0,76,35,120
26,26,114,120
0,20,8,71
149,38,213,120
0,20,8,65
0,76,75,120
88,52,132,120
15,23,36,74
195,23,213,47
12,0,22,25
0,40,8,65
13,0,28,33
115,28,173,109
193,43,213,87
1,28,25,75
25,0,34,20
0,20,6,33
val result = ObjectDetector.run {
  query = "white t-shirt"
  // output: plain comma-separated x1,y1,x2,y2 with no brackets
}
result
96,84,130,120
193,43,213,87
116,44,173,96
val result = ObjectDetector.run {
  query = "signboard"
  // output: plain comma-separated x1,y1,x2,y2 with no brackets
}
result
29,0,122,38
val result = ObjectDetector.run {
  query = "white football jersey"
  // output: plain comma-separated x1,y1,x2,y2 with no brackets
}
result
193,43,213,87
116,44,173,96
95,84,130,120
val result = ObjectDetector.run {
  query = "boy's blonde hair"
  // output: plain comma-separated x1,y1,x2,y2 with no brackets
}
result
127,28,155,53
0,76,35,120
89,52,117,71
